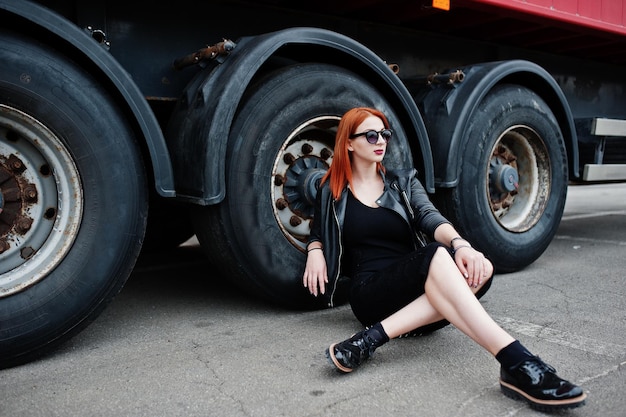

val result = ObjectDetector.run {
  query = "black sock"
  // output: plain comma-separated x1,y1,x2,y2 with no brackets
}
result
364,322,390,348
495,340,534,369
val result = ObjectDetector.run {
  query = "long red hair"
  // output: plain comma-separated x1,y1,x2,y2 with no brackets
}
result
322,107,389,199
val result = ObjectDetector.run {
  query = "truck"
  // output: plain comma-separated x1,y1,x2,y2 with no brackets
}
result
1,0,625,368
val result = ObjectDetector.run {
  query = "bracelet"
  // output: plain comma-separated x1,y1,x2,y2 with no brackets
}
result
307,247,323,253
450,236,466,247
453,245,472,255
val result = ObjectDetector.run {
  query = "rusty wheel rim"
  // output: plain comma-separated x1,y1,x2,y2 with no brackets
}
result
0,105,83,297
487,125,551,233
271,116,338,251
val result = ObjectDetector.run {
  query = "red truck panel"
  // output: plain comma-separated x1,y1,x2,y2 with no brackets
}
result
249,0,626,64
468,0,626,36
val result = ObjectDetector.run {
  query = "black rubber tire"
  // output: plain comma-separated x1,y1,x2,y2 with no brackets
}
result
192,63,413,309
438,84,568,272
0,31,148,367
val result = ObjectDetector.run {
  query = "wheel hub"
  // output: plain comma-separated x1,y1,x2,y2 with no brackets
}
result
282,158,327,219
0,148,36,256
489,151,520,207
492,161,519,194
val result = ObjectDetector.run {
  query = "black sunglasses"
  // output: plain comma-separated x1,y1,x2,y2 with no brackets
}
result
349,129,393,144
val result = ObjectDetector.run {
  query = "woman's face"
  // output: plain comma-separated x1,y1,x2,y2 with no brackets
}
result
348,115,388,165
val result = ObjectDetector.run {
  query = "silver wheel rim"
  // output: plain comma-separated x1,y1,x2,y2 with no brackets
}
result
487,125,550,232
0,104,83,297
271,116,339,250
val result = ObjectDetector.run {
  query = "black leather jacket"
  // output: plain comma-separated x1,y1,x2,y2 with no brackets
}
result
308,168,450,307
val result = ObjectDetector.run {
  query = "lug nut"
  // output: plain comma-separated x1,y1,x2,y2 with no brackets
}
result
8,155,25,173
16,218,33,234
23,185,38,202
275,198,288,210
283,153,296,165
289,216,302,227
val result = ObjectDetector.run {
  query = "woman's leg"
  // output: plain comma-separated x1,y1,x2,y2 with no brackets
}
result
327,247,586,411
381,247,514,355
327,247,504,372
380,274,489,340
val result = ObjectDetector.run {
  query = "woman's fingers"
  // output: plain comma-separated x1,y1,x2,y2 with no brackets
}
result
303,267,327,297
303,252,328,296
456,248,487,288
318,275,327,295
305,275,326,297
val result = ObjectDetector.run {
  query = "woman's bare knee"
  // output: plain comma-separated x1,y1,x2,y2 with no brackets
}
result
485,258,494,277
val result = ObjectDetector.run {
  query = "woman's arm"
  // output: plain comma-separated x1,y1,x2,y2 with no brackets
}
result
406,172,492,286
408,174,451,238
303,243,328,297
303,188,328,297
433,223,493,288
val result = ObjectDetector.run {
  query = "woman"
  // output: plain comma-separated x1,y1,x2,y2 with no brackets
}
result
302,107,586,411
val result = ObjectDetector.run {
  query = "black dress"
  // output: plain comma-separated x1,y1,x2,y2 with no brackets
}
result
343,190,447,326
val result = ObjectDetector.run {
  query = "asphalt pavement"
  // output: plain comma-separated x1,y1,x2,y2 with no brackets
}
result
1,183,625,417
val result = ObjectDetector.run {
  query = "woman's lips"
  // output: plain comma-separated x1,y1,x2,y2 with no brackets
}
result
374,149,384,155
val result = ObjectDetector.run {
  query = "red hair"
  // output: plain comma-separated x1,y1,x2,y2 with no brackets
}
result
322,107,389,199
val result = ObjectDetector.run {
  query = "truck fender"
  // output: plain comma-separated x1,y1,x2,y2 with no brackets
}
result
413,59,579,188
168,26,435,206
0,0,175,197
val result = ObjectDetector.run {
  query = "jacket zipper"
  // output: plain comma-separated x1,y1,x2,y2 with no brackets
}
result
328,199,343,307
391,181,426,248
391,181,415,220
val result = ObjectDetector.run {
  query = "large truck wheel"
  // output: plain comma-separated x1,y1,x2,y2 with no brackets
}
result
0,31,148,367
192,63,412,309
441,84,568,272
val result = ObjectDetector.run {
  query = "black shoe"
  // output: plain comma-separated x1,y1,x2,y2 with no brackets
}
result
325,330,377,373
500,356,587,411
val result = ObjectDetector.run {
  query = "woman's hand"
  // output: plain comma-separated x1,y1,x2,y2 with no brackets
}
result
453,246,493,288
303,250,328,296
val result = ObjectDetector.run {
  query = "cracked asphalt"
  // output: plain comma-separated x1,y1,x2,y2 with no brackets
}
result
1,183,625,417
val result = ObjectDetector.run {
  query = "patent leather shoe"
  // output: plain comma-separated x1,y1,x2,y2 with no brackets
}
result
500,355,586,411
325,330,377,373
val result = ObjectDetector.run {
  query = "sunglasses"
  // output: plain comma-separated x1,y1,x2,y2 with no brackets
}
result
349,129,393,144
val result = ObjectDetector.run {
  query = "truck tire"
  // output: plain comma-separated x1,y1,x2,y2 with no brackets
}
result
0,31,148,367
192,63,412,309
440,84,567,272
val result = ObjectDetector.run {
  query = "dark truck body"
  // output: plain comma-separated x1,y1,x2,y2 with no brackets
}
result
1,0,624,367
